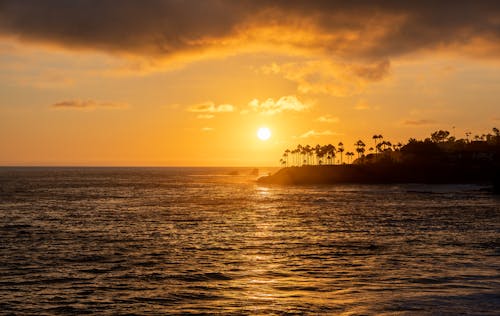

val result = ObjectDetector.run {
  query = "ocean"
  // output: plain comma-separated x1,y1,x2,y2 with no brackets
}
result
0,167,499,315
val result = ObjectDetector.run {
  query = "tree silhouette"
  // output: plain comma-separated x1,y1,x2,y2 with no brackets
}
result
327,144,336,165
337,142,345,164
346,151,354,163
376,140,392,152
314,144,322,165
355,140,366,158
277,127,500,169
372,135,381,152
431,130,450,143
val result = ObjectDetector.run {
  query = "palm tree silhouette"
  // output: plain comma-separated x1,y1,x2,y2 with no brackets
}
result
378,135,383,152
355,140,366,158
304,145,312,165
372,135,380,152
337,142,345,164
327,144,336,165
376,140,392,152
277,127,500,169
346,151,354,163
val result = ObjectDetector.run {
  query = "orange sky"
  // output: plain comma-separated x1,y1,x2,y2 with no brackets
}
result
1,1,500,166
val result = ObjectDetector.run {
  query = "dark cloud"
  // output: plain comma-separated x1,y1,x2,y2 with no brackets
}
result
401,119,436,126
51,99,127,110
351,60,390,81
0,0,253,55
1,1,499,60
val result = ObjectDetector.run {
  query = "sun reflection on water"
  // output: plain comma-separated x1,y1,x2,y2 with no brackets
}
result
2,169,498,314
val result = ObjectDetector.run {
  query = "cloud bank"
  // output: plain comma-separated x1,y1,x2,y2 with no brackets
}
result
262,60,390,96
1,0,499,61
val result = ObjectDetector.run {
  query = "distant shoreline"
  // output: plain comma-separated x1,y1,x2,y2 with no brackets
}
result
257,164,499,187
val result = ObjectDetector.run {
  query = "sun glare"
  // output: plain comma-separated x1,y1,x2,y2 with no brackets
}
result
257,127,271,141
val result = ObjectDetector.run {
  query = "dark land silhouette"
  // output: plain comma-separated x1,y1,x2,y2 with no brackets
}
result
259,129,500,190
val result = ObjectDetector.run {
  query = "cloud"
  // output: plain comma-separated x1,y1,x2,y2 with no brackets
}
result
187,102,234,113
51,99,127,110
298,130,338,139
317,115,339,123
249,95,310,115
262,60,390,96
401,119,436,126
0,1,499,62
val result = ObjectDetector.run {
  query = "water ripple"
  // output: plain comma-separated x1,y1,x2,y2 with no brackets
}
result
0,167,499,314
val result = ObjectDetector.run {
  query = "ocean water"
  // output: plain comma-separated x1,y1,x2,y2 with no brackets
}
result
0,167,499,315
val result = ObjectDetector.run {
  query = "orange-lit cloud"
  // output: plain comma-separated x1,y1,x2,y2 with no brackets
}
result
298,130,338,139
188,102,234,113
261,60,390,96
51,99,128,110
1,1,499,62
401,119,437,126
248,95,310,115
317,115,339,123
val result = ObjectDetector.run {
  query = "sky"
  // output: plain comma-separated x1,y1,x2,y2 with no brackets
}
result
1,0,500,166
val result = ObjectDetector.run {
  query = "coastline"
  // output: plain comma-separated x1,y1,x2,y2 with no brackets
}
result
257,164,499,187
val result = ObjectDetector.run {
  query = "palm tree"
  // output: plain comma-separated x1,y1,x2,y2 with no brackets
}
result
376,140,392,152
372,135,380,152
303,145,312,165
337,142,344,164
327,144,336,165
290,149,296,166
314,144,322,165
355,140,366,158
346,151,354,163
281,153,287,167
308,146,314,165
296,144,304,165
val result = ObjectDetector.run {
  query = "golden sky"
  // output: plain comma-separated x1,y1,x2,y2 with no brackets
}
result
1,0,500,166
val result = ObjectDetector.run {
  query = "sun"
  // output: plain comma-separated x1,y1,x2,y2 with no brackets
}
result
257,127,271,141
